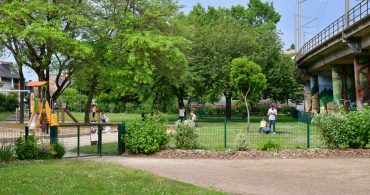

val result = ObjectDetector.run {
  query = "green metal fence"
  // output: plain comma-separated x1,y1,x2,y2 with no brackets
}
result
194,111,322,150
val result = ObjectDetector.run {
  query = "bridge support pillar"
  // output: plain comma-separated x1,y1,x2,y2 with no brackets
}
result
318,74,333,112
304,82,312,112
310,76,320,113
332,65,344,103
354,55,370,108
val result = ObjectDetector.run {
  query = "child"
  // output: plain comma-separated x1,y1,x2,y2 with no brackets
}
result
259,118,270,134
101,113,111,134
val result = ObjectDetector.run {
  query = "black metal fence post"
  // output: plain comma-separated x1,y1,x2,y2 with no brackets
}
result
118,122,125,155
98,124,103,157
50,126,58,144
77,125,80,157
25,126,29,140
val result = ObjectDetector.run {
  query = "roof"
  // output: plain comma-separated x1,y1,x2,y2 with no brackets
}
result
27,81,48,87
0,62,20,79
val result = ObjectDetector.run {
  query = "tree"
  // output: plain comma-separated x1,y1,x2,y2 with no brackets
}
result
0,0,93,105
230,58,267,131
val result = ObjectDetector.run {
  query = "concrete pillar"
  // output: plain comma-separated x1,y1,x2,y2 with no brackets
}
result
304,82,312,112
11,78,14,88
310,75,320,113
354,55,370,108
318,74,333,111
332,65,343,103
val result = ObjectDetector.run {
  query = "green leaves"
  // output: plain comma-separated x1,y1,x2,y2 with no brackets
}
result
230,57,267,97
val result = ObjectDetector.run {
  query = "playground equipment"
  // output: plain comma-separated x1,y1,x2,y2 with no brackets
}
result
27,81,59,133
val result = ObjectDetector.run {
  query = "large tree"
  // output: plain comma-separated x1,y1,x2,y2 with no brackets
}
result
0,0,93,105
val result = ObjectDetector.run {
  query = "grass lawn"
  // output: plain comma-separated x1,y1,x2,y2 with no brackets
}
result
0,160,224,195
74,120,322,155
195,121,322,150
0,112,12,122
71,142,119,155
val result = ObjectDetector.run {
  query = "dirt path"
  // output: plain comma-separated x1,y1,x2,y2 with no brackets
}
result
86,156,370,195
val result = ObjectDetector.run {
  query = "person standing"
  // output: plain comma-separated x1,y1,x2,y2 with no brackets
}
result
190,111,197,123
179,106,185,122
91,104,97,122
267,105,277,134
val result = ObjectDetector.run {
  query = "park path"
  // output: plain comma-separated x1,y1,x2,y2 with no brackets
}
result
86,156,370,195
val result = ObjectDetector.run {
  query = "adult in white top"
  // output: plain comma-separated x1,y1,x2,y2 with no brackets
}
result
179,107,185,122
267,105,277,134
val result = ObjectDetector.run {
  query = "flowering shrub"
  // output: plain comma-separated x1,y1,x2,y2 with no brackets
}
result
174,120,198,149
312,107,370,148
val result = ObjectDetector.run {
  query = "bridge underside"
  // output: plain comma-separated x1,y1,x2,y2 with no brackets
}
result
298,17,370,113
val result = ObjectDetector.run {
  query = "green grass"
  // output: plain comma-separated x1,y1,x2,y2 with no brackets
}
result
195,121,322,150
71,142,118,155
0,160,224,195
74,120,322,155
0,112,12,121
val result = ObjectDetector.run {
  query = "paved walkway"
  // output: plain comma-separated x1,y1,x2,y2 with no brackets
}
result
86,157,370,195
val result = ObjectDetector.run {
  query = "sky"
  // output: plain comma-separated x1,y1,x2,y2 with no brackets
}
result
0,0,362,80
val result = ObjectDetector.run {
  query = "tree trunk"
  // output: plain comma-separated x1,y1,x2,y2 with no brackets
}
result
19,67,25,124
243,96,250,132
225,92,232,119
84,76,97,123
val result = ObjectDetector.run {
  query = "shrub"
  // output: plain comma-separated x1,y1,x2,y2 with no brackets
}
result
260,140,281,151
38,143,56,159
234,133,249,151
52,142,66,159
0,93,18,112
124,115,167,154
15,135,38,160
312,111,363,149
344,107,370,148
174,120,198,149
0,144,14,162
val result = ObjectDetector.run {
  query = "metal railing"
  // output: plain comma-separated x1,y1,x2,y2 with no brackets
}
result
297,0,370,60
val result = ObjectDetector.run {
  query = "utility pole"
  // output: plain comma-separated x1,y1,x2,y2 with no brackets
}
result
345,0,349,28
297,0,306,51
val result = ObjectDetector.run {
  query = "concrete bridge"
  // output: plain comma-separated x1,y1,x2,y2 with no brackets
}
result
296,0,370,113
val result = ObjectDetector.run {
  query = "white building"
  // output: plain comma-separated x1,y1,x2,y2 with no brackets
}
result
0,62,20,90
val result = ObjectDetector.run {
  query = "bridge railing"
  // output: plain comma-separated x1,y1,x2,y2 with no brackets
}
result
297,0,370,60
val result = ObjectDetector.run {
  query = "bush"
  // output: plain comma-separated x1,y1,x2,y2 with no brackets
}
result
124,115,167,154
0,93,18,112
38,143,56,159
15,135,38,160
0,144,14,162
52,142,66,159
260,140,281,151
234,133,249,151
311,110,368,149
174,120,198,149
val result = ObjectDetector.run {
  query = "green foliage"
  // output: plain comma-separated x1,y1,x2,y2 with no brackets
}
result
38,143,56,160
60,88,87,112
124,115,168,154
230,57,267,130
15,136,38,160
260,140,281,151
234,133,250,151
0,93,18,112
230,58,267,97
312,108,370,149
174,120,198,149
52,143,66,159
0,144,14,162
